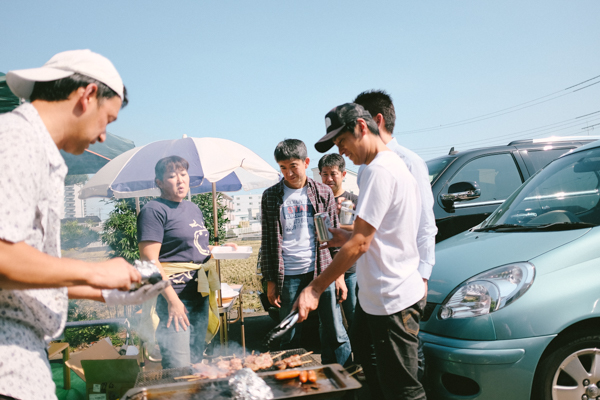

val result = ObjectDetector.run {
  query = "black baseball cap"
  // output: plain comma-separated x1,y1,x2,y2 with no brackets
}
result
315,103,375,153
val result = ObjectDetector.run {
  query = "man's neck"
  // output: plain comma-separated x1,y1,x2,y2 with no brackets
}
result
333,187,345,197
364,134,390,165
32,100,73,150
379,129,393,145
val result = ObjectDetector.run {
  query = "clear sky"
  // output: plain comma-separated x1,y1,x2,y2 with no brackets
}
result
3,1,600,215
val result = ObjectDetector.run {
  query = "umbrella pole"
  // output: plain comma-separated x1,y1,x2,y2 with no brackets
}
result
213,182,227,349
135,197,140,215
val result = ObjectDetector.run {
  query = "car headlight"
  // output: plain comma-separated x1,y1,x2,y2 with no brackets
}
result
438,262,535,319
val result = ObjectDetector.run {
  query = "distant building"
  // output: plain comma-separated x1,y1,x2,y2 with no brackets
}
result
231,193,263,225
219,193,235,230
64,184,87,218
311,167,359,195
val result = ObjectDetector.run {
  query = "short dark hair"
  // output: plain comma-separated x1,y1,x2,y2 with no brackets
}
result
155,156,189,182
354,90,395,134
29,72,128,108
274,139,307,162
318,153,345,173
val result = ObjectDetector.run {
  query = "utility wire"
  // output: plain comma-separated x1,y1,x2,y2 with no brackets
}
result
412,111,600,153
398,74,600,135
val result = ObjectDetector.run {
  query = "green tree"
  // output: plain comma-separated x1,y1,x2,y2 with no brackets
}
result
101,194,229,261
191,192,230,245
61,220,99,250
101,198,149,262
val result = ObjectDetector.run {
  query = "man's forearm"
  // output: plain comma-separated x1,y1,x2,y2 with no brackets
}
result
0,240,95,289
68,286,105,302
311,238,364,295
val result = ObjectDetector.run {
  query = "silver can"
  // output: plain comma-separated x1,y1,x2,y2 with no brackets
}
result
339,200,354,225
314,212,334,242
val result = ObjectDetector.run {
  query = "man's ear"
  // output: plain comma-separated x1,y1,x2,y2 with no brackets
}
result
374,113,385,129
79,83,99,112
357,119,369,137
304,157,310,168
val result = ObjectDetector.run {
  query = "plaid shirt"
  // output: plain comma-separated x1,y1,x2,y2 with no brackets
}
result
261,177,339,295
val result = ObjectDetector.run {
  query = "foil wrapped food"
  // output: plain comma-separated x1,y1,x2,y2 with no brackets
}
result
130,260,163,291
229,368,274,400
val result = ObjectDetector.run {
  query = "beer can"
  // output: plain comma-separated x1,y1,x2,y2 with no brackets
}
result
314,212,334,242
339,200,354,225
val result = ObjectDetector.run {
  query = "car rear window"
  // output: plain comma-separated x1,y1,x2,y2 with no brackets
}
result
527,148,574,171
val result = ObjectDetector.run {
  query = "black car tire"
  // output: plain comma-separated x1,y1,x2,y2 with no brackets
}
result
532,329,600,400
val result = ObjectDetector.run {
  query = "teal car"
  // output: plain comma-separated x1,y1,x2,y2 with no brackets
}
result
421,140,600,400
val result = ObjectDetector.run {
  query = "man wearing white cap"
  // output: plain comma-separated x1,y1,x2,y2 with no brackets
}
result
0,50,165,400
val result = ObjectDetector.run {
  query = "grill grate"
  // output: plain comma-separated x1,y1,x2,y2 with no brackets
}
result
135,348,319,388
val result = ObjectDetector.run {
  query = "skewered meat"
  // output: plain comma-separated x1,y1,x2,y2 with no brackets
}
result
191,362,227,380
275,354,304,370
230,357,243,371
244,352,273,371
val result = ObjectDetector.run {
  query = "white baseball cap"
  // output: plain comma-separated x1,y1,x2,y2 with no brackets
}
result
6,49,124,101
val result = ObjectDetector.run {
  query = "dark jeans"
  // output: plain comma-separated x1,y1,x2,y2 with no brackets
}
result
351,297,427,400
341,272,357,330
279,272,352,366
156,293,210,369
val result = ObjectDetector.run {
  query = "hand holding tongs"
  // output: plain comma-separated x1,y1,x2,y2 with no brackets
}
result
263,310,299,348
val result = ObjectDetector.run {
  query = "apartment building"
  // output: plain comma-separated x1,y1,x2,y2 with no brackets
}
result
231,193,263,224
64,184,87,218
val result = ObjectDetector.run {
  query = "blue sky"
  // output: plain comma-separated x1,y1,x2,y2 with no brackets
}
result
3,1,600,215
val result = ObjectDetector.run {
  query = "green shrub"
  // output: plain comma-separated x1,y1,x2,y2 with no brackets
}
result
64,300,124,350
61,220,99,250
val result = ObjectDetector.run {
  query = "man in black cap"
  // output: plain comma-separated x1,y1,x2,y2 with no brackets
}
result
296,103,426,399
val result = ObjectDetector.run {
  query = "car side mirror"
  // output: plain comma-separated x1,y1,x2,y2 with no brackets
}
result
440,181,481,208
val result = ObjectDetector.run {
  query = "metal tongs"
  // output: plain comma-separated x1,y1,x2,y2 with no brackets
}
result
263,310,299,348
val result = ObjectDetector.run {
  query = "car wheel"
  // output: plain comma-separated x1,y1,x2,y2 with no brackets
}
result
533,330,600,400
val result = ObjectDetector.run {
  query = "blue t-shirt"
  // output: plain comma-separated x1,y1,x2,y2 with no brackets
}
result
137,198,211,295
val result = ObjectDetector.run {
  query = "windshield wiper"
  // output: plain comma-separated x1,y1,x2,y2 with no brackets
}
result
473,224,532,232
529,222,597,231
474,222,597,233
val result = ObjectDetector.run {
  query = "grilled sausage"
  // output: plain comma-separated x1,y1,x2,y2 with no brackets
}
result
307,370,317,383
299,370,308,383
275,370,301,380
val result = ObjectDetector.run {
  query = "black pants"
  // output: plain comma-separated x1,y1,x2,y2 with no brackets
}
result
351,298,427,400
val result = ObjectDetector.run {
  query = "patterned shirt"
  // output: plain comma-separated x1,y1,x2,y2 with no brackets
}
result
0,103,69,400
260,177,339,294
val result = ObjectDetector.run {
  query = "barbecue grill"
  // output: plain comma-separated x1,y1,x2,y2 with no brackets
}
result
123,349,361,399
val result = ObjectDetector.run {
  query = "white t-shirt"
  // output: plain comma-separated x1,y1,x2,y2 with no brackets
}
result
358,138,437,280
281,184,316,275
355,151,425,316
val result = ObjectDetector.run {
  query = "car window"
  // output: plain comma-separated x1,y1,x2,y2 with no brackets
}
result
483,147,600,227
426,156,456,184
448,153,522,203
527,148,573,171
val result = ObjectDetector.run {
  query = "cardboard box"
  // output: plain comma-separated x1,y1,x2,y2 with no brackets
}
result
82,359,139,400
65,338,140,399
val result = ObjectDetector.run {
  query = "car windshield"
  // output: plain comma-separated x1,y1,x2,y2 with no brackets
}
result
476,147,600,231
426,155,456,185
